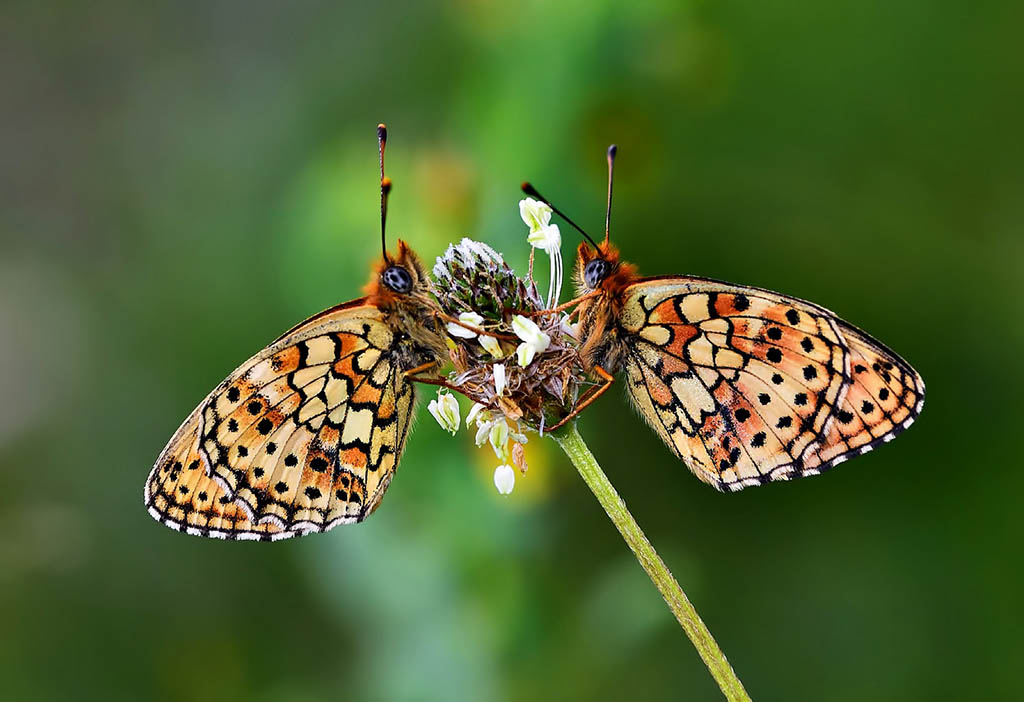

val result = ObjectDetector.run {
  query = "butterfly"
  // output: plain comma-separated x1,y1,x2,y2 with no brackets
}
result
525,146,925,491
144,125,454,540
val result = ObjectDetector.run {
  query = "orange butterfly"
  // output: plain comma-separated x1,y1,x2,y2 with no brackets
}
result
527,146,925,491
144,126,453,540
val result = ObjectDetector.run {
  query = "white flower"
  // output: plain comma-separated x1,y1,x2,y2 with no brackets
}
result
448,311,505,357
489,417,510,461
512,315,551,367
466,402,488,427
520,198,564,308
519,198,551,234
468,402,496,446
520,198,561,253
474,420,493,447
493,464,516,495
427,391,460,435
493,362,507,396
447,311,484,339
479,333,504,358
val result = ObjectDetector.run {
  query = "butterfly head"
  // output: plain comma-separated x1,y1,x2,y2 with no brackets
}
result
575,240,636,296
368,239,430,304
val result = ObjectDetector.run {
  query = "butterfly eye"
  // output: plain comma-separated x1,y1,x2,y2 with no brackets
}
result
584,259,611,289
382,265,413,294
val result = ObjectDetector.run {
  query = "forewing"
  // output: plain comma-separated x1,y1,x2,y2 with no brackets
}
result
800,321,925,473
144,301,417,540
618,276,923,491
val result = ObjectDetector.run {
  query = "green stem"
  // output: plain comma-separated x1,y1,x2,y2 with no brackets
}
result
552,423,751,702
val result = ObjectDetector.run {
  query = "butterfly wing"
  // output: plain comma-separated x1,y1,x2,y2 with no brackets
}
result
800,321,925,472
617,276,924,491
144,300,418,540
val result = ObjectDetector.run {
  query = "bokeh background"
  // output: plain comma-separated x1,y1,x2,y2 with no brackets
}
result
3,1,1022,700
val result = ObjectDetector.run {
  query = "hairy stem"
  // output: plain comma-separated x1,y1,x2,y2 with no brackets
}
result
552,423,751,702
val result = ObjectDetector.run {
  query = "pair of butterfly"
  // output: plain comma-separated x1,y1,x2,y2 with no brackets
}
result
144,128,925,541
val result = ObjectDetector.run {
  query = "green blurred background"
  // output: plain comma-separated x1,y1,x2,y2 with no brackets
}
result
2,1,1022,700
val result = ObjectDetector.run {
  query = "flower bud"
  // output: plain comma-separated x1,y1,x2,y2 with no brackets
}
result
493,464,515,495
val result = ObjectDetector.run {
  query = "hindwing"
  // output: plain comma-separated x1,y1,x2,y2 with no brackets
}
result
145,300,419,540
618,276,924,491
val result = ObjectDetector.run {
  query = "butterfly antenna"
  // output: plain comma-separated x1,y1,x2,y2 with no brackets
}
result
604,144,617,244
378,123,392,261
520,182,601,250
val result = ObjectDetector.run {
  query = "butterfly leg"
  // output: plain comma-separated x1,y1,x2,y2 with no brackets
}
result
522,290,601,318
403,361,462,392
546,365,614,432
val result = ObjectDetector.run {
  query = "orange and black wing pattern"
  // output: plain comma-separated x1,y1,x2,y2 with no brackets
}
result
144,301,417,540
617,277,924,491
